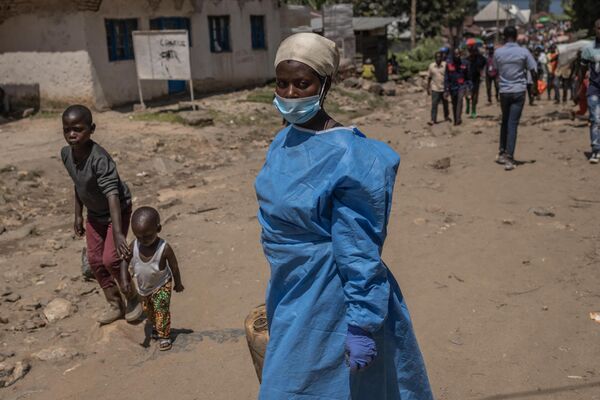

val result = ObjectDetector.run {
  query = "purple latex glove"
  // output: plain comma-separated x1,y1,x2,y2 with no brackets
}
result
345,325,377,372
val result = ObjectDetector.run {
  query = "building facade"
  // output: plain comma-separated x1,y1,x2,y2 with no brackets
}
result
0,0,282,109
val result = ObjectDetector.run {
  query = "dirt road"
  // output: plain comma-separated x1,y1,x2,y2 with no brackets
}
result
1,85,599,400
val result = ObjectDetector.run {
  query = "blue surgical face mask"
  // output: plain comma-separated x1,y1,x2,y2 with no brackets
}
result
273,78,327,125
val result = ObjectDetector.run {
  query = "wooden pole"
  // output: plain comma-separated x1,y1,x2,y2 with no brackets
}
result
496,0,500,43
410,0,416,49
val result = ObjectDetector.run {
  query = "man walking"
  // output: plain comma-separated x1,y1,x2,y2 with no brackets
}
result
427,51,450,125
581,18,600,163
493,26,538,171
485,44,499,103
445,48,471,126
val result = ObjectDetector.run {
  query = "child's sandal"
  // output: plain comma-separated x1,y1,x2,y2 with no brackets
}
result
159,338,172,351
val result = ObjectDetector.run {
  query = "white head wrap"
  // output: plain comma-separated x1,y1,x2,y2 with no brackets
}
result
274,33,340,77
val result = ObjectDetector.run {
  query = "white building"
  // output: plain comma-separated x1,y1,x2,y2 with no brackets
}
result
0,0,283,109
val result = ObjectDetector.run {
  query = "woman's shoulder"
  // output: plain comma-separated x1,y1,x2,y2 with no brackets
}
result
319,126,400,181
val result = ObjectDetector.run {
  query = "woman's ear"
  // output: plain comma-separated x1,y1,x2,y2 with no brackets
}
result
90,123,96,134
157,224,162,233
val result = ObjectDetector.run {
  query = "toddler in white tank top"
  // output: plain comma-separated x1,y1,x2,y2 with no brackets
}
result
120,207,184,351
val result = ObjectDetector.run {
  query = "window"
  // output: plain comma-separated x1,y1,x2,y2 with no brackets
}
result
105,19,138,61
150,17,192,46
208,16,231,53
250,15,266,50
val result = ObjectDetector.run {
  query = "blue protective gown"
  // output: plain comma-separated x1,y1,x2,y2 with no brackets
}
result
255,124,434,400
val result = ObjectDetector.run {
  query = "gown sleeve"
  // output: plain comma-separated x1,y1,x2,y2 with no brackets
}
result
331,140,400,333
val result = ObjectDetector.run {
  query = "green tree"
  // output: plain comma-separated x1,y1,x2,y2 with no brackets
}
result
283,0,477,39
529,0,551,14
563,0,600,35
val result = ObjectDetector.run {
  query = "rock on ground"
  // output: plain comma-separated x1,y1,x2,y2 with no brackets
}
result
43,298,75,323
0,360,30,388
33,347,78,362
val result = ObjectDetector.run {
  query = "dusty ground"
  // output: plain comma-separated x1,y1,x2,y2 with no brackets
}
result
1,82,600,400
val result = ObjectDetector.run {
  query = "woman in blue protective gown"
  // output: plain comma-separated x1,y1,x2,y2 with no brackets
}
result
254,33,434,400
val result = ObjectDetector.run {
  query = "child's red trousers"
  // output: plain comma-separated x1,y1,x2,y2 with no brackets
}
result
85,208,131,289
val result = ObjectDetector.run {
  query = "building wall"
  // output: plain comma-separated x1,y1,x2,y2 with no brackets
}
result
0,12,97,108
0,0,282,109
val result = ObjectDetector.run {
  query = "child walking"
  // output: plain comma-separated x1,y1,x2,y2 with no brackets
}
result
121,207,184,351
60,105,141,325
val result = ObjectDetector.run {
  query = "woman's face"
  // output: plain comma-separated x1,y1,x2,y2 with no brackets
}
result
275,60,322,99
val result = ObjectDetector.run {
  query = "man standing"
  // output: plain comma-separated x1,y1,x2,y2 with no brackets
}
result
427,51,450,125
547,44,560,103
485,44,499,103
493,26,538,171
581,18,600,163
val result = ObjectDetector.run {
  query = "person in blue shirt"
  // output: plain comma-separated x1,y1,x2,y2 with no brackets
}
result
493,26,538,171
581,18,600,164
254,32,434,400
444,47,471,126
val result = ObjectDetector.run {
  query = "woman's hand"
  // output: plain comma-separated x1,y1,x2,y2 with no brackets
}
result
345,325,377,372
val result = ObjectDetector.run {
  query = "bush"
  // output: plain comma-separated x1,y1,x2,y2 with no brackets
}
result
394,37,444,80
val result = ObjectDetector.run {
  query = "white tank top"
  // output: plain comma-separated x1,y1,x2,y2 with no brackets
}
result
130,238,172,296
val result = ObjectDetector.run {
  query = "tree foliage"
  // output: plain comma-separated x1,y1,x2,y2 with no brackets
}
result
562,0,600,36
529,0,551,13
282,0,477,38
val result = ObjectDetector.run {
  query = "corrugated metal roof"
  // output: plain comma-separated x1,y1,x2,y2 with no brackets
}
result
310,17,398,33
352,17,398,31
474,0,530,24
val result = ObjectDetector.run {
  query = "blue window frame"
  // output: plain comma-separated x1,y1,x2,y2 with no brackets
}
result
250,15,266,50
150,17,192,46
105,18,138,61
208,16,231,53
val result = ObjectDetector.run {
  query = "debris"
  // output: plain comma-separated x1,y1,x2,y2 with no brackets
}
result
502,219,515,225
188,207,219,215
3,293,21,303
506,286,542,297
159,198,182,210
22,108,35,118
530,207,555,217
39,256,57,268
342,77,360,89
0,223,37,242
432,157,451,170
33,347,78,362
179,110,214,127
43,298,75,323
382,82,396,96
0,360,30,388
448,273,464,283
590,311,600,323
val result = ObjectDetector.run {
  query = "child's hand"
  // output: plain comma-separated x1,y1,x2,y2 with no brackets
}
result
174,283,184,293
74,215,85,237
121,279,131,295
114,233,130,259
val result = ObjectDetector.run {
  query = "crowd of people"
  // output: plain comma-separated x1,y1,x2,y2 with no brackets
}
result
427,18,600,169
